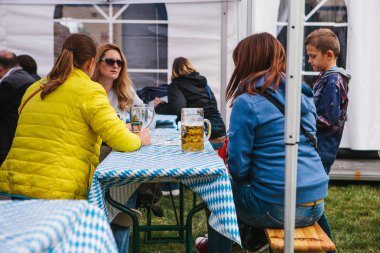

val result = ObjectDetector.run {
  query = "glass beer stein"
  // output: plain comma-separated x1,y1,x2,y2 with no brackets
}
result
180,108,211,152
130,104,155,132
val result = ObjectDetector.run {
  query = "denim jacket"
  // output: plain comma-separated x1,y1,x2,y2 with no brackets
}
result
228,75,328,205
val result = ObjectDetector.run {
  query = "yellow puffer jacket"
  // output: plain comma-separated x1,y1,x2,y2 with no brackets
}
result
0,68,141,199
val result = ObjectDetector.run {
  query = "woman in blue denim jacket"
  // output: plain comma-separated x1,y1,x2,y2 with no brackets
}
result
203,33,330,253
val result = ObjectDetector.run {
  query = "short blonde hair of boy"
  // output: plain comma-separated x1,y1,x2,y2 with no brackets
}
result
304,28,340,58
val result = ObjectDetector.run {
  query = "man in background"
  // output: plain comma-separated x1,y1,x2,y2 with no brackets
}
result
17,54,41,81
0,50,35,165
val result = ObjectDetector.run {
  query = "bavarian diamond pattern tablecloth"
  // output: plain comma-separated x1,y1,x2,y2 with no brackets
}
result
88,128,241,245
0,200,118,253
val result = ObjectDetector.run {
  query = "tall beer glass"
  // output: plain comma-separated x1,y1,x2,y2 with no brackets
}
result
130,104,155,132
180,108,211,152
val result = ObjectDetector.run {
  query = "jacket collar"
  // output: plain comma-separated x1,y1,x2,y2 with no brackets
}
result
72,67,92,80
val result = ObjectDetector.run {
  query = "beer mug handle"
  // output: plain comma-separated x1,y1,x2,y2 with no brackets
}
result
142,108,156,130
204,119,212,141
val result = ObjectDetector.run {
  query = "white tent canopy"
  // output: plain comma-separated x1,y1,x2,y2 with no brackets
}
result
1,0,379,151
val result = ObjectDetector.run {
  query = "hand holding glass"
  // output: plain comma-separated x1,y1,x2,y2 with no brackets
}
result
130,105,155,133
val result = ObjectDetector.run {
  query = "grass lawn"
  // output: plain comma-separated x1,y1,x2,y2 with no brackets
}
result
131,182,380,253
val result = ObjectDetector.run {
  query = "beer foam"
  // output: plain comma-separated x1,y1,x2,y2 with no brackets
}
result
181,120,203,126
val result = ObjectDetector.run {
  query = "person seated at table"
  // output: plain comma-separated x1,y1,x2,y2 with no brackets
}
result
17,54,41,81
93,43,163,253
154,57,226,151
0,34,150,200
154,57,226,196
195,33,330,253
93,43,144,125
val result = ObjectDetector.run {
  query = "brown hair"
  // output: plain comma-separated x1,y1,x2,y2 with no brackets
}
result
42,33,97,99
226,32,286,105
304,28,340,57
92,43,134,111
171,57,196,80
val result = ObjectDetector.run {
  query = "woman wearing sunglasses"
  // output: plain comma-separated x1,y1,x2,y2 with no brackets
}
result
93,43,144,124
93,43,153,253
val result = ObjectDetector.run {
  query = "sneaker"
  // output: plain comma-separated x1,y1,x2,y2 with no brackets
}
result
150,201,165,217
111,208,142,227
162,189,180,196
195,236,208,253
239,223,269,252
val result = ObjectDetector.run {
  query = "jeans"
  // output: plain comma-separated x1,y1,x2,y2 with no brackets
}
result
110,191,138,253
323,162,333,175
207,179,325,253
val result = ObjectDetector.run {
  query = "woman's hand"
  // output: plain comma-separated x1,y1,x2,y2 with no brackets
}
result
137,128,151,146
153,97,163,107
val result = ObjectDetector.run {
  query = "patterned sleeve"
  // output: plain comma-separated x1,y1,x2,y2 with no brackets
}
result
315,81,341,130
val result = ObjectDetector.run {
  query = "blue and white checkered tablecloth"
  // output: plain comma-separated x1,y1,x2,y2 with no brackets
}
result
88,128,241,246
0,200,118,253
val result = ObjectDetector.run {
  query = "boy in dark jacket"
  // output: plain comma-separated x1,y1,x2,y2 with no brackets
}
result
305,28,351,174
305,28,351,253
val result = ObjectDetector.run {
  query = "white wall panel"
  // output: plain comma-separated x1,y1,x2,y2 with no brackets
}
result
340,0,380,150
0,5,54,76
166,2,222,107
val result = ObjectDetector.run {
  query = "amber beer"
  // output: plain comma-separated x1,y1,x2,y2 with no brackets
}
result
181,124,204,152
180,108,211,152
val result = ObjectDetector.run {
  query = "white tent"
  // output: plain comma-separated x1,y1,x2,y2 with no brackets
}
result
2,1,378,251
1,0,379,152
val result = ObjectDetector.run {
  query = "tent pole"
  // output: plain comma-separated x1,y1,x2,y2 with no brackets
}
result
220,1,228,122
247,0,253,35
284,1,305,253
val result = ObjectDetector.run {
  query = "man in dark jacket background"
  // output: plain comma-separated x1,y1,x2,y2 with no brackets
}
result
0,50,35,165
17,54,41,81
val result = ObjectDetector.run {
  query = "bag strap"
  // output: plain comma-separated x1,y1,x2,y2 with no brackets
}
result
19,85,43,114
258,89,318,152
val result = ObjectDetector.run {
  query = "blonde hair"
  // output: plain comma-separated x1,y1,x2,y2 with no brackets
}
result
93,43,134,111
43,34,97,99
171,57,196,80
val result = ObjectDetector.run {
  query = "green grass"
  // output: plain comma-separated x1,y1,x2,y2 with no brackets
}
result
131,182,380,253
327,183,380,253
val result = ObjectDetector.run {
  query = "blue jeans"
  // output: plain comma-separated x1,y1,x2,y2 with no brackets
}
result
208,180,324,253
110,191,138,253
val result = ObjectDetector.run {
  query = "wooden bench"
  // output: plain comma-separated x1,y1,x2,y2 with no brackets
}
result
265,223,335,253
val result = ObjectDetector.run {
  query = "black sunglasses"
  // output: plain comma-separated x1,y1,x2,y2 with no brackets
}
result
101,58,125,67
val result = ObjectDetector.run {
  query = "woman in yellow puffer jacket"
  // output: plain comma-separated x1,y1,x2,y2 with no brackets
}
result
0,34,151,200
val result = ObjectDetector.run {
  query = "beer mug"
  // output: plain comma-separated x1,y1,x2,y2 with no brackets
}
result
180,108,211,152
130,104,155,133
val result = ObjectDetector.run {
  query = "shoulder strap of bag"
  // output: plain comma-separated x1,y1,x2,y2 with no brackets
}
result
258,89,318,152
19,85,44,114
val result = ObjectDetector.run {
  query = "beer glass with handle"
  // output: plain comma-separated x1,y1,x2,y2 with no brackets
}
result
180,108,211,152
130,104,155,133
